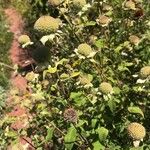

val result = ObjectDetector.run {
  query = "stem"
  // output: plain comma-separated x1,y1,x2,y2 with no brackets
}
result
0,62,15,70
59,9,81,43
72,123,92,149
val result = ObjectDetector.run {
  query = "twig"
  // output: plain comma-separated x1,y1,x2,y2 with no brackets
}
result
0,62,15,70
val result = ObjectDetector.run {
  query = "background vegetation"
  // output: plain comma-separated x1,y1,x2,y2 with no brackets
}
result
0,0,150,149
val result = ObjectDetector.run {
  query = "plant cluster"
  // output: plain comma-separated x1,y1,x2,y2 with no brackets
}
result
1,0,150,149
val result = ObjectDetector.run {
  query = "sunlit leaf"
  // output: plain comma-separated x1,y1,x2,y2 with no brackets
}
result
92,141,105,150
64,126,77,150
128,106,144,118
46,128,54,142
96,127,109,143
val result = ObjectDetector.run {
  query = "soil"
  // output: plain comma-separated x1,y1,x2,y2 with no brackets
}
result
4,7,35,150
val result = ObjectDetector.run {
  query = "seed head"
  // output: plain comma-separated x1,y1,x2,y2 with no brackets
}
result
18,35,31,45
129,35,140,45
98,15,112,27
124,0,136,10
77,43,92,56
127,122,146,141
34,16,59,34
140,66,150,78
64,108,77,123
72,0,86,7
48,0,61,6
99,82,113,94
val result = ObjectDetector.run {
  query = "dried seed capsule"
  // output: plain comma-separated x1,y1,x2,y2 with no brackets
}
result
64,108,78,123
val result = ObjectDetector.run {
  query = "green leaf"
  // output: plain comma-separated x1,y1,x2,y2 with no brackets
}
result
107,99,116,113
85,21,96,26
46,128,54,142
92,141,105,150
95,39,105,48
91,119,98,128
70,72,80,78
128,106,144,118
60,73,70,79
64,126,77,150
114,45,123,53
96,127,109,143
70,92,87,107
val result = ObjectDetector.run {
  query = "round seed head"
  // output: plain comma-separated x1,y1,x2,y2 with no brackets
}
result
18,35,31,45
77,43,92,56
140,66,150,78
34,16,59,34
64,108,77,123
48,0,61,6
25,71,35,82
129,35,140,45
124,0,136,10
99,15,111,26
127,122,146,140
99,82,113,94
72,0,86,7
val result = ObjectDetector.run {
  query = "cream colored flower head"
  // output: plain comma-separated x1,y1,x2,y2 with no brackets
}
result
140,66,150,78
75,43,96,59
18,35,31,45
99,82,113,94
48,0,61,6
129,35,141,46
72,0,86,7
127,122,146,141
34,16,60,34
97,15,112,27
123,0,136,10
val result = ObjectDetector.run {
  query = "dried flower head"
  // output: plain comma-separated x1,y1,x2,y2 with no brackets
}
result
18,35,31,45
98,15,112,27
127,122,146,141
140,66,150,78
129,35,140,45
99,82,113,94
34,16,59,34
124,0,136,10
48,0,61,6
64,108,77,123
72,0,86,7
